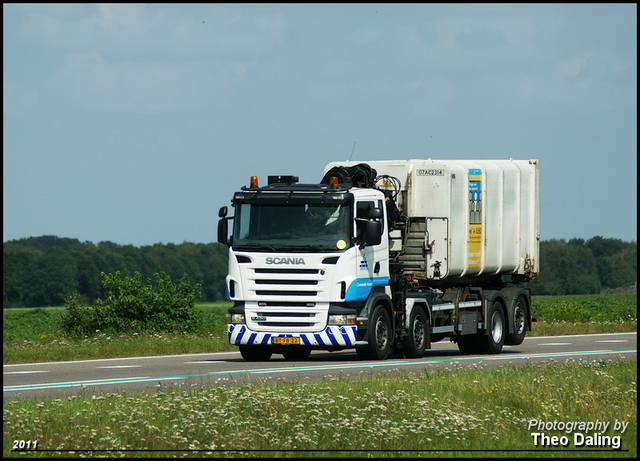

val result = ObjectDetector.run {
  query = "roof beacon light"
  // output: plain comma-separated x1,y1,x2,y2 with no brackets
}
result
250,176,258,188
330,176,339,188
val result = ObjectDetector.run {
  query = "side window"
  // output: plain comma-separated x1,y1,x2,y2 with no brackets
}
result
355,200,383,242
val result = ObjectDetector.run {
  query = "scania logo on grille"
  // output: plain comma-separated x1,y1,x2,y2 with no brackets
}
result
265,257,305,265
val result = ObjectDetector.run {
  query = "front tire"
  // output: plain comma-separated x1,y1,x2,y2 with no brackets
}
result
239,346,273,362
281,347,311,361
357,305,392,360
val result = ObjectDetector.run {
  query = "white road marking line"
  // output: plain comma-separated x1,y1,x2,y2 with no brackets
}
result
95,365,142,369
3,351,239,367
4,370,49,375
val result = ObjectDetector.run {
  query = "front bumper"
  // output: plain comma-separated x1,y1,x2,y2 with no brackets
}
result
228,324,358,347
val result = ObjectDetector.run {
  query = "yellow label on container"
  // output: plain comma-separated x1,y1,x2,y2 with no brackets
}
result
468,169,482,269
468,224,482,269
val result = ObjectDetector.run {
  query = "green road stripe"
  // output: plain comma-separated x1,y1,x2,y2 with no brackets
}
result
4,349,636,392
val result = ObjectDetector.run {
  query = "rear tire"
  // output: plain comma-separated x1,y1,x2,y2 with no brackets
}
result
457,335,479,355
483,301,505,354
239,346,273,362
403,305,428,358
506,295,527,346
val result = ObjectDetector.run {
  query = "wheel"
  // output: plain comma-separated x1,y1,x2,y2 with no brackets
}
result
281,347,311,361
358,305,392,360
457,335,480,355
356,347,371,360
506,295,527,346
483,301,505,354
403,305,428,358
239,346,273,362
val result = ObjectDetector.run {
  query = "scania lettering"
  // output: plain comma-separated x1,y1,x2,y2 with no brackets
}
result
218,162,539,361
266,257,306,265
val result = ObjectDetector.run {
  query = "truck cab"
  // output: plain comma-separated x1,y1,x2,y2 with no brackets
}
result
218,175,391,361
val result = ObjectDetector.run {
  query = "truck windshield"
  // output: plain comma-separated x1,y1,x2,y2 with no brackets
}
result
233,201,352,252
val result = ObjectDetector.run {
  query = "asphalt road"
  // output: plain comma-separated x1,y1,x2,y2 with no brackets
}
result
4,332,636,402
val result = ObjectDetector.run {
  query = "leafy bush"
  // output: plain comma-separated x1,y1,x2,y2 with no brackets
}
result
59,271,202,337
57,292,96,337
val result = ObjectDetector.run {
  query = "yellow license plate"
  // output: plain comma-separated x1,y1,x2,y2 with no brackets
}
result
272,336,300,345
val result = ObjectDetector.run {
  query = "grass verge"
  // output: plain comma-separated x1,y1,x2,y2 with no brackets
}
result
3,359,636,458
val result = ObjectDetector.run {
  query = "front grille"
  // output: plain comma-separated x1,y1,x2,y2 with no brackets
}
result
241,263,331,327
259,301,316,307
245,300,328,332
249,309,319,328
251,266,322,298
254,312,317,327
255,268,318,274
257,312,315,317
255,279,318,285
256,290,317,296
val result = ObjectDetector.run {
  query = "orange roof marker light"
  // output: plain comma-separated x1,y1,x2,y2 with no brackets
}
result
250,176,258,188
330,176,339,188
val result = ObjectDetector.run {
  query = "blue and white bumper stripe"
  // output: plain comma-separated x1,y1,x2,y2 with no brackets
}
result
228,324,358,347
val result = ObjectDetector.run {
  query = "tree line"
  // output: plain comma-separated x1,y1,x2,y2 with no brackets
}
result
523,236,636,296
3,235,637,308
3,236,228,308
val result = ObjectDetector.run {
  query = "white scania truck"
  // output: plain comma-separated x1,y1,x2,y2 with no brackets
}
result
218,159,539,361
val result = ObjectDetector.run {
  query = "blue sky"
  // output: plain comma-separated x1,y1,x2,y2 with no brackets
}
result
3,4,637,246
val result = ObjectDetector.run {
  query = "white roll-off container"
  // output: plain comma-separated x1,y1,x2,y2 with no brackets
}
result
324,159,540,283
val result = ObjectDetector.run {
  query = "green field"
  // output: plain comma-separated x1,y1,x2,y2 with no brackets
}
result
3,303,230,365
530,292,637,336
3,292,637,365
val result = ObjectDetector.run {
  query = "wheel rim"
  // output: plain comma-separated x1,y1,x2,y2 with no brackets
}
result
491,310,503,344
514,303,525,335
412,315,425,349
375,316,389,350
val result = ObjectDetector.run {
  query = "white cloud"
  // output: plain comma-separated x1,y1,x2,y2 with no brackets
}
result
430,14,536,66
545,49,637,111
94,3,150,33
44,53,250,113
19,4,285,58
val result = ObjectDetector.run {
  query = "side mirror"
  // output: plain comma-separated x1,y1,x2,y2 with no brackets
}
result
364,221,382,246
217,219,229,246
360,208,382,248
368,208,382,220
218,206,231,246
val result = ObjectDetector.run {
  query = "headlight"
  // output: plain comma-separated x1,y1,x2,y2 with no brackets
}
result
328,314,357,325
227,313,245,324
